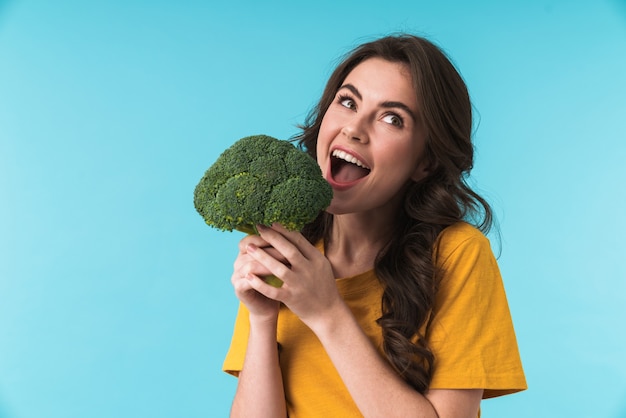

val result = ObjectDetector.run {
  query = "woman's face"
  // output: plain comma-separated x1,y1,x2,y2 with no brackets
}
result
317,57,429,217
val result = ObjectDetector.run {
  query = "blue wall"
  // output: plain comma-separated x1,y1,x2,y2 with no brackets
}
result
1,1,625,417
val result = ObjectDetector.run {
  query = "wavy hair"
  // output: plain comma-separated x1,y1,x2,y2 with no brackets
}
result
294,34,493,393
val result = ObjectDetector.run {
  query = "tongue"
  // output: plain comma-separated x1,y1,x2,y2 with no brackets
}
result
334,162,370,183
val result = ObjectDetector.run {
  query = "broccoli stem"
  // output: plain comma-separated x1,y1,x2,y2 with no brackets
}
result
235,224,258,235
262,275,284,288
234,224,284,288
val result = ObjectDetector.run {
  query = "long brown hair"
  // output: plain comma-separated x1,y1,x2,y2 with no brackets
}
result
295,34,493,393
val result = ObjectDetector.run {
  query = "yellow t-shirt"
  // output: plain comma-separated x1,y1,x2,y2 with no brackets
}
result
223,222,527,416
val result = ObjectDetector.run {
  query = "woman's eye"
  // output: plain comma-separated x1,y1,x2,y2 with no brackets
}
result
339,96,356,110
383,113,403,127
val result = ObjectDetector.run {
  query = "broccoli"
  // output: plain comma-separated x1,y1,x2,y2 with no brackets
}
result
194,134,333,286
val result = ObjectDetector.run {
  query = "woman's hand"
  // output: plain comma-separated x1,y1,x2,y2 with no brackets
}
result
243,223,344,331
231,234,284,322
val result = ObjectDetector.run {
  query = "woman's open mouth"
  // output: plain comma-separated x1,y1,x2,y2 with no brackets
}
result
330,149,371,185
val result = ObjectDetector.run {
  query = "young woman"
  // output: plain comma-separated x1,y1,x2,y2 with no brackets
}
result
223,34,526,418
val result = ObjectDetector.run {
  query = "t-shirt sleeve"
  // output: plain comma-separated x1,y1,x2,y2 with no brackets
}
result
427,224,527,398
222,302,251,377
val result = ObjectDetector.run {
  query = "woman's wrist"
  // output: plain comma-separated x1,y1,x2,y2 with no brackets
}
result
307,300,353,340
248,312,279,330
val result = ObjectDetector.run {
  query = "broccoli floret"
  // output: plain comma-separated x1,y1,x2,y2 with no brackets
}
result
194,134,333,235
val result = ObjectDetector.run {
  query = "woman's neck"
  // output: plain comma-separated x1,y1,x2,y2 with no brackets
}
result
325,213,394,279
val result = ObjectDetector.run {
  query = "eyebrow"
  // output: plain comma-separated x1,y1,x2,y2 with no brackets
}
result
338,83,418,122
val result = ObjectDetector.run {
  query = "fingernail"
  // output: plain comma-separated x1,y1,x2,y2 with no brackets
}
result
246,244,257,253
256,224,267,231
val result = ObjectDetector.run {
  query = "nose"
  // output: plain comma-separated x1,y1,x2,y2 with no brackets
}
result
341,116,369,144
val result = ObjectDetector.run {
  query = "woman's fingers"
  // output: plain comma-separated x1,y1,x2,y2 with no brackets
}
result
256,224,310,265
246,243,294,284
238,232,288,262
244,272,284,300
238,234,270,253
231,272,280,319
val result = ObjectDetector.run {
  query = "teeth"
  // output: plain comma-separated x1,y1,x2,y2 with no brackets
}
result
332,149,370,169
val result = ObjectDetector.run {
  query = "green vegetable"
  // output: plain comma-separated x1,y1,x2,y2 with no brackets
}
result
194,134,333,287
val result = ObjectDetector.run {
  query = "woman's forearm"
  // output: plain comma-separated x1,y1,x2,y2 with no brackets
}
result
310,303,439,418
230,317,286,418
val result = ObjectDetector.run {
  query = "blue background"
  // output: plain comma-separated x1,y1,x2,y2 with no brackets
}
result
1,1,625,417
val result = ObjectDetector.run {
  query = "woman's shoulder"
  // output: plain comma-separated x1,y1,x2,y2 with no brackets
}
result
434,222,493,265
437,222,488,245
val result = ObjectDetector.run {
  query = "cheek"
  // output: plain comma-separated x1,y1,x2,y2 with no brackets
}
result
319,108,344,137
318,114,332,140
